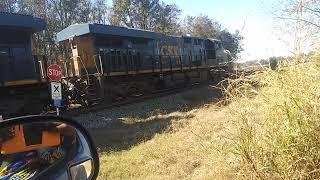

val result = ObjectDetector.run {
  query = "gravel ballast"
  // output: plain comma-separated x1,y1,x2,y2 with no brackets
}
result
74,86,220,129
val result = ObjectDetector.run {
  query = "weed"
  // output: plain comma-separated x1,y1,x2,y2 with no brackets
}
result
228,56,320,179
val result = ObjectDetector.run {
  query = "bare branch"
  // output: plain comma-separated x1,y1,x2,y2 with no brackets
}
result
304,7,320,18
275,16,320,29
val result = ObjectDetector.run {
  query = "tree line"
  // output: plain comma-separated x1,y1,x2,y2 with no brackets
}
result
0,0,242,60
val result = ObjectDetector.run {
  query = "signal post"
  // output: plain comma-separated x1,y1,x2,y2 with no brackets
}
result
47,64,63,115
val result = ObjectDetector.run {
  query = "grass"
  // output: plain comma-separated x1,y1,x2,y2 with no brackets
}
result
89,54,320,179
95,106,235,179
226,54,320,179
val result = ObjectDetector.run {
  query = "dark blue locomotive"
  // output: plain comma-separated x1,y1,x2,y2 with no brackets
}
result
0,13,48,118
0,14,233,117
57,23,231,76
0,12,46,85
57,23,232,102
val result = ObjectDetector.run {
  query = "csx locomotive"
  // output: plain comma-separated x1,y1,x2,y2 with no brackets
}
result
0,13,233,118
0,13,48,118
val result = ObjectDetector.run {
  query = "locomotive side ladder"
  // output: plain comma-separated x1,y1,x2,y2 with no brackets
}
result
70,41,104,105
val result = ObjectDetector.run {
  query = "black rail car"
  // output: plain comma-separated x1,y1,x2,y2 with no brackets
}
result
57,23,232,103
0,13,49,118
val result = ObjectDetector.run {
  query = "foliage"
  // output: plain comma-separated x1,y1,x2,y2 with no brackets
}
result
277,0,320,30
182,15,221,38
182,14,243,58
226,55,320,179
0,0,18,13
111,0,181,35
93,56,320,179
275,0,320,54
153,3,181,35
91,0,109,24
0,0,109,61
0,0,242,59
219,30,243,58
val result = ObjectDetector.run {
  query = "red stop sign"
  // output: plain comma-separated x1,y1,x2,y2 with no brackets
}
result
47,64,63,81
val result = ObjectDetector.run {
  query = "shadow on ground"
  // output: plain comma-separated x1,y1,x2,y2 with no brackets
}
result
89,115,186,153
84,86,222,153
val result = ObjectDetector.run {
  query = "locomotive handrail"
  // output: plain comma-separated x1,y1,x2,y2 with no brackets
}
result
98,55,104,75
77,55,90,82
33,55,47,80
90,53,206,76
38,59,45,79
92,55,102,75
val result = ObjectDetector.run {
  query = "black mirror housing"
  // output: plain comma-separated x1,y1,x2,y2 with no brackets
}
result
0,115,99,180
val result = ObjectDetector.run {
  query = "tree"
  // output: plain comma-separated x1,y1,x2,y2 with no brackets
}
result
182,15,221,38
91,0,109,24
50,0,82,28
154,3,181,35
111,0,134,27
12,0,110,59
111,0,181,34
17,0,50,56
0,0,18,13
275,0,320,54
182,15,243,58
77,0,92,23
218,30,243,58
2,0,242,58
133,0,161,30
276,0,320,29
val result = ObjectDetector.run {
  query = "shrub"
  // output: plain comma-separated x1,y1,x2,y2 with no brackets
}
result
227,56,320,179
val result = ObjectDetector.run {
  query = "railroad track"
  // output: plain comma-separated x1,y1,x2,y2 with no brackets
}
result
45,82,208,118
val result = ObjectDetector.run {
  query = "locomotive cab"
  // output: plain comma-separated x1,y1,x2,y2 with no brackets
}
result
205,39,232,67
0,13,48,118
0,13,46,86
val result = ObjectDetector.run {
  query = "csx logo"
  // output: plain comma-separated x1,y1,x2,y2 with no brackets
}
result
160,45,179,55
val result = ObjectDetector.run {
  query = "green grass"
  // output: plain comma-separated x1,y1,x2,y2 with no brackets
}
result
90,54,320,179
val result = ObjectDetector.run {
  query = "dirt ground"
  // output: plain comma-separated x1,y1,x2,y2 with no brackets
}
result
74,86,232,179
75,86,222,152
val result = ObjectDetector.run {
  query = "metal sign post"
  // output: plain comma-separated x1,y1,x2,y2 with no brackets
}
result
48,64,63,116
51,82,62,116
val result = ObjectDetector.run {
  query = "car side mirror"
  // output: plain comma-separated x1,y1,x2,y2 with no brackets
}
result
0,115,99,180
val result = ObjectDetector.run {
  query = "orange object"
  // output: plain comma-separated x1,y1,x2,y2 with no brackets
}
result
0,125,61,155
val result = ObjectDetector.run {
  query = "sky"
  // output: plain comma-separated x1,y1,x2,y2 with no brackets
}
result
163,0,293,61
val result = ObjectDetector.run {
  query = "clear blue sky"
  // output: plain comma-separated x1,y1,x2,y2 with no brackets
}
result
163,0,292,61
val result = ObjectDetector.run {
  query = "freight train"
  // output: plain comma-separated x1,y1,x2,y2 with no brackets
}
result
0,13,233,118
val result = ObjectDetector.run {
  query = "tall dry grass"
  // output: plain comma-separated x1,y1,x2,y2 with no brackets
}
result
95,53,320,179
226,54,320,179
